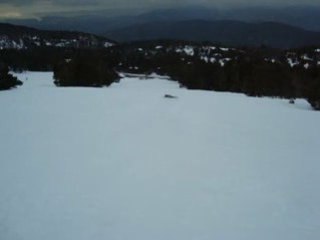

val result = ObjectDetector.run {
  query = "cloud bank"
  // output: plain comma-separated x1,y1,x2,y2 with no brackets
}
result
0,0,319,19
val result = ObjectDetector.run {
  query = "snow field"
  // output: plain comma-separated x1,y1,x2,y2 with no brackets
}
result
0,72,320,240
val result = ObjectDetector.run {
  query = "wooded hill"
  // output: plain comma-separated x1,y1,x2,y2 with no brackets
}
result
1,40,320,110
0,23,114,49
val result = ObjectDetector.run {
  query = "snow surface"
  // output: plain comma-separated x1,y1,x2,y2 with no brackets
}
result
176,46,195,56
304,63,310,69
219,47,230,52
302,54,313,61
287,58,299,67
1,72,320,240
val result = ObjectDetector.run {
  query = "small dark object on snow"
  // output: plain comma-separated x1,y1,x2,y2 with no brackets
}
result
164,94,178,99
289,98,295,104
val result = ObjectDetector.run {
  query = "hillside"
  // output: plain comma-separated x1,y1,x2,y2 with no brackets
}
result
0,23,114,49
104,20,320,48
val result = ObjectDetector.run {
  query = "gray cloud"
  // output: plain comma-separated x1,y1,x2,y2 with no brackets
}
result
1,0,320,8
2,0,318,7
1,0,320,19
0,0,100,6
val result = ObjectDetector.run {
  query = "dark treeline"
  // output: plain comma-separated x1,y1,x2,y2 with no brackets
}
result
108,42,320,109
0,63,23,90
1,48,81,71
1,41,320,110
53,52,119,87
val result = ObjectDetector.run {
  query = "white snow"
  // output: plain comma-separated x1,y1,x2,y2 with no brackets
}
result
176,46,194,56
219,58,231,66
200,56,217,64
304,63,310,69
1,72,320,240
201,56,209,63
104,42,114,48
183,46,194,56
301,54,313,61
210,57,216,63
219,47,229,52
148,72,170,79
287,58,300,67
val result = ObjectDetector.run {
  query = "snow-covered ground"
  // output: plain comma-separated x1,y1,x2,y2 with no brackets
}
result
1,72,320,240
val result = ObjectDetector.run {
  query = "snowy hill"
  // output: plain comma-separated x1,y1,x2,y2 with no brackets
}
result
0,23,115,50
0,72,320,239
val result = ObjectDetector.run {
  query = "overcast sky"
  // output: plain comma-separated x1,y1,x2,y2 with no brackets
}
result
1,0,320,19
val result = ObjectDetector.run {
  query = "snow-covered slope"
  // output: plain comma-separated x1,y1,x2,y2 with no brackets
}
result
0,72,320,240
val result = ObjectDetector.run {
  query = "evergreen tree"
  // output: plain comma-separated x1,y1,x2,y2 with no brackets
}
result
0,62,23,90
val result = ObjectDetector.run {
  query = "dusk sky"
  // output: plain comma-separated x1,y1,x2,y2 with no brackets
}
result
0,0,320,19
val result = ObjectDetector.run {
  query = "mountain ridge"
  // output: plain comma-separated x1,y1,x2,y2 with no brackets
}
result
3,5,320,33
104,20,320,48
0,22,115,49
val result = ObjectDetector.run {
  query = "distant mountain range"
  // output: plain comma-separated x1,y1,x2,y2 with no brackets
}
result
104,20,320,49
135,6,320,32
1,17,320,49
0,23,114,50
4,5,320,33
